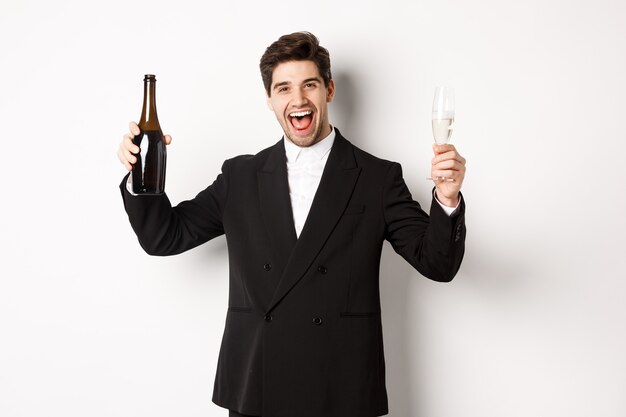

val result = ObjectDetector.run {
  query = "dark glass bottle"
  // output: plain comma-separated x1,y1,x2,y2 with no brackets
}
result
131,74,167,194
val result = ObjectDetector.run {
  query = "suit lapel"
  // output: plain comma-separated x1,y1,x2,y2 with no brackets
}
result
257,140,298,266
266,131,361,313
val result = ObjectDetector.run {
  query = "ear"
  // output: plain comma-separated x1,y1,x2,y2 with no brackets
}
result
326,79,335,103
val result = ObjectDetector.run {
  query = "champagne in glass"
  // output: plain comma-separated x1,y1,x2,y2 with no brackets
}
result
428,86,455,181
432,118,454,144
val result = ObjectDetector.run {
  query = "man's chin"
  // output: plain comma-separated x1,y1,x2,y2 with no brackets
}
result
285,127,320,147
287,135,316,147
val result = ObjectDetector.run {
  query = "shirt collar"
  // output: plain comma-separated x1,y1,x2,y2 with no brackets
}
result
284,127,336,164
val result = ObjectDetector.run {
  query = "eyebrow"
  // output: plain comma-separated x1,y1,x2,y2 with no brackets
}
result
272,81,290,91
302,77,322,85
272,77,322,92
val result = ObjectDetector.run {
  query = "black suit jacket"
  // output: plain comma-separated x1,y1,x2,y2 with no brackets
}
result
120,129,466,417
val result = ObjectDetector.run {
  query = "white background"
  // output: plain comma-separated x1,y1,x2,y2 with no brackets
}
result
1,0,625,416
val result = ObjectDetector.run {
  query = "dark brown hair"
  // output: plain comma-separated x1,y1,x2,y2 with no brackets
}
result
260,32,332,96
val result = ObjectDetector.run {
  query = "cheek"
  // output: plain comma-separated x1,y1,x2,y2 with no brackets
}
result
271,99,288,116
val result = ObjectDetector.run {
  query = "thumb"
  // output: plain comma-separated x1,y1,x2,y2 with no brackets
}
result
164,134,172,145
432,143,445,154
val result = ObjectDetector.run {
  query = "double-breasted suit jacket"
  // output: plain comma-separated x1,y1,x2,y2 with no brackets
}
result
120,129,466,417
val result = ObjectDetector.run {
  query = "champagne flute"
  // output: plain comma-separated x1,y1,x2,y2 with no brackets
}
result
427,86,455,181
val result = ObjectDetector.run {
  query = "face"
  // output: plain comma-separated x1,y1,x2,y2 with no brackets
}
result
266,60,335,147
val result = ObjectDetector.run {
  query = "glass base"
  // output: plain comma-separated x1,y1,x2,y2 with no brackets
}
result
426,176,455,182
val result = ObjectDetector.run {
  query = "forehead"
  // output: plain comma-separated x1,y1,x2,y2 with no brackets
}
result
271,60,321,86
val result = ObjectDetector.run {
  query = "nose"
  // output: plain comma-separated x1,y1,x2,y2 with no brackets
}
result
291,87,308,106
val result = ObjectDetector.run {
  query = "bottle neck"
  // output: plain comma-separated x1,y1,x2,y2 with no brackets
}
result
139,78,160,130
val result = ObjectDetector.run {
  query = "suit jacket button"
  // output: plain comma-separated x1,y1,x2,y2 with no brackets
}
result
264,315,273,322
313,317,323,325
263,263,272,271
317,265,328,274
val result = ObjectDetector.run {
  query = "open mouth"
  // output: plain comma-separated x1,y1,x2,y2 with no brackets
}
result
288,110,314,133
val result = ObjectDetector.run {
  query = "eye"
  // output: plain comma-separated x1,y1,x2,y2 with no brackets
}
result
278,86,289,93
304,82,316,89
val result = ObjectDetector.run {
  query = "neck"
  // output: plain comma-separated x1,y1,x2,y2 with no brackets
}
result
319,122,332,140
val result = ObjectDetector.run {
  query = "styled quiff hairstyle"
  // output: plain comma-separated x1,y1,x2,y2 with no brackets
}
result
260,32,332,96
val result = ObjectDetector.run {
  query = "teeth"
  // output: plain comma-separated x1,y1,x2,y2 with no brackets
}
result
289,111,312,117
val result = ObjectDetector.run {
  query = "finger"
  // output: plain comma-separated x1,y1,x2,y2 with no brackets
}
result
434,166,466,185
129,121,140,136
434,158,456,169
433,147,463,160
123,134,140,154
434,160,466,175
163,134,172,145
117,147,135,169
125,148,138,164
432,159,461,170
431,177,453,185
431,169,460,181
435,176,463,188
118,145,138,165
432,150,465,166
433,143,456,154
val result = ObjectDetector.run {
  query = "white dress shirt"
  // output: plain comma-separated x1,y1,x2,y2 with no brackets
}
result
284,129,337,238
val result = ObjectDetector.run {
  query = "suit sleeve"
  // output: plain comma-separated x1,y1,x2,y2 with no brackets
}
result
120,160,230,256
383,162,466,282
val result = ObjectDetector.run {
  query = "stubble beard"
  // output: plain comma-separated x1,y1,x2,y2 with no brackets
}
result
282,109,327,148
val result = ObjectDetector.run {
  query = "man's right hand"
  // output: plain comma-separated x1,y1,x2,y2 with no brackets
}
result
117,121,173,171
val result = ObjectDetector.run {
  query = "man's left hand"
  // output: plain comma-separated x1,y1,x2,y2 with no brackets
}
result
431,144,466,207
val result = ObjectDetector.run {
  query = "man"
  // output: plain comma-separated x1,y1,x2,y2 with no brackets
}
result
118,32,466,417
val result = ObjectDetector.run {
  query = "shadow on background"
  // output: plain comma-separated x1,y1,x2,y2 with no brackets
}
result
330,70,362,142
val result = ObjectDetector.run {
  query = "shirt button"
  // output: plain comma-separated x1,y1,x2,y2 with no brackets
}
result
313,317,323,325
263,263,272,271
264,315,273,322
317,265,328,274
